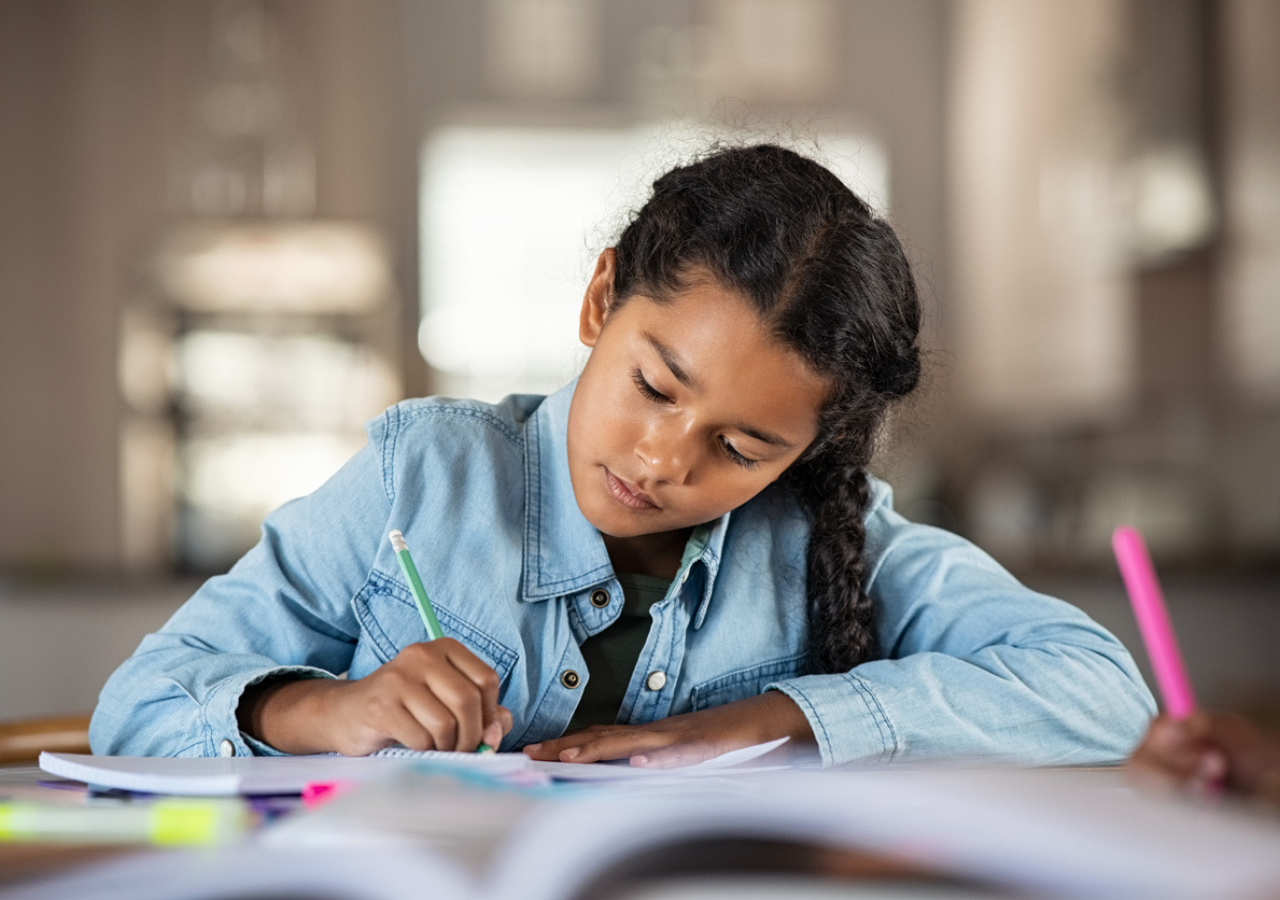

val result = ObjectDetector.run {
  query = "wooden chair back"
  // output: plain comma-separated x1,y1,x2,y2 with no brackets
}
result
0,714,92,764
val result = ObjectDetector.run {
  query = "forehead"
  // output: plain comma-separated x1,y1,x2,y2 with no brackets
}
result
610,281,830,436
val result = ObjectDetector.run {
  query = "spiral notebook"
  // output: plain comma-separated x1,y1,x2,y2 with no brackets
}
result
38,738,788,796
37,748,530,796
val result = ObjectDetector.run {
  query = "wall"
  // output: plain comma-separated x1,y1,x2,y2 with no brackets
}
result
0,581,192,720
0,1,173,574
0,0,417,577
0,0,414,720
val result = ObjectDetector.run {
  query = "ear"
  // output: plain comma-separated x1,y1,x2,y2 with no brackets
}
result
579,249,616,348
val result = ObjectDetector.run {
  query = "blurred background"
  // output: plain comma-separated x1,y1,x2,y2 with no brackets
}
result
1,0,1277,726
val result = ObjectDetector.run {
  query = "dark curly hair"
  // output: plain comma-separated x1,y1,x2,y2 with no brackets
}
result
610,143,922,674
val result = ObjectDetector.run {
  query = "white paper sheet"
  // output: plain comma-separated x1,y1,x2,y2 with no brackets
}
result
39,738,792,795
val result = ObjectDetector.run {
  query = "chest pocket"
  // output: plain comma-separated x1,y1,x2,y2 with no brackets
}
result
350,570,518,683
690,654,807,712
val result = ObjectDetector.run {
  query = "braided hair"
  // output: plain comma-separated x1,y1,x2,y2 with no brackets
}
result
610,144,922,673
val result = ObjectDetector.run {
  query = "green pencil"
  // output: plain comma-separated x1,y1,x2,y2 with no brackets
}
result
388,529,493,752
390,529,444,640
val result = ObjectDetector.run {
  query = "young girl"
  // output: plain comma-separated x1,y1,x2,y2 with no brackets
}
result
92,144,1155,766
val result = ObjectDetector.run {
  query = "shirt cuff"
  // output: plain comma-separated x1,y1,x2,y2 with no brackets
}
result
766,672,899,766
205,665,337,758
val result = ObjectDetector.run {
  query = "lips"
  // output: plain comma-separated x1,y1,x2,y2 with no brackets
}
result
604,468,658,510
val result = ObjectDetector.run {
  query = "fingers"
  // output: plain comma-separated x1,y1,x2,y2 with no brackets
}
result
334,682,434,756
389,690,456,752
441,640,504,734
361,640,506,753
629,739,722,768
1128,716,1196,780
382,697,511,755
522,694,805,769
521,726,609,761
427,665,485,751
524,725,719,767
1127,714,1227,797
1185,711,1280,798
483,706,514,749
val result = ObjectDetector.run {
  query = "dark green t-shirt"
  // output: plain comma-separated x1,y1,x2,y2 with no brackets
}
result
567,527,710,732
567,572,670,732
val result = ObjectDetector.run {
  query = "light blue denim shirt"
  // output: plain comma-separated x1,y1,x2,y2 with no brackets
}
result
91,383,1155,765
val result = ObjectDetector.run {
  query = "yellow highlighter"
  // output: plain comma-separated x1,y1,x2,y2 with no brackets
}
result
0,798,250,846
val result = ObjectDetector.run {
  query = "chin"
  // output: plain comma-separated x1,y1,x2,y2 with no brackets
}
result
576,495,664,539
583,504,650,538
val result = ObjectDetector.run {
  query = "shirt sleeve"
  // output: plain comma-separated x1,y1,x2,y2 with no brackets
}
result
767,481,1157,767
89,414,395,758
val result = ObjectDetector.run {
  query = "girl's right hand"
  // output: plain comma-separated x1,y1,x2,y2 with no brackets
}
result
240,639,511,756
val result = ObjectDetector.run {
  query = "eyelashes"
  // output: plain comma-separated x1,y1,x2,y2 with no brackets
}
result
630,369,759,470
631,369,670,404
718,436,757,469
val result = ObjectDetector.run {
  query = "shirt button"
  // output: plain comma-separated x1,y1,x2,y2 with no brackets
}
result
561,669,581,689
645,670,667,691
590,589,610,608
219,739,235,758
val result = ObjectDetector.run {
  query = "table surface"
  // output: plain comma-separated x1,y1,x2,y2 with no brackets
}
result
0,765,150,888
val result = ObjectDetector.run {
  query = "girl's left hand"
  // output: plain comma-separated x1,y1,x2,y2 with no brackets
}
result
521,692,815,767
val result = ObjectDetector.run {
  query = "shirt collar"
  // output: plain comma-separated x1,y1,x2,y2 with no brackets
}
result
520,380,730,618
685,516,727,630
522,381,614,600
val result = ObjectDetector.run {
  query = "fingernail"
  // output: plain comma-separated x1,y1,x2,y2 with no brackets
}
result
525,742,541,752
483,722,502,747
1197,751,1227,780
562,747,580,760
632,755,649,766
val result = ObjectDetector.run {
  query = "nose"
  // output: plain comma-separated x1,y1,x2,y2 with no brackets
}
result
635,416,695,486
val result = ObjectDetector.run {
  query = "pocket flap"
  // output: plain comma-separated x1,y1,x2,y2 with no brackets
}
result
351,569,518,681
690,654,806,711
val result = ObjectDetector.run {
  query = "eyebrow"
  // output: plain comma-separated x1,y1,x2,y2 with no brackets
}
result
644,332,794,450
737,423,793,450
646,332,698,390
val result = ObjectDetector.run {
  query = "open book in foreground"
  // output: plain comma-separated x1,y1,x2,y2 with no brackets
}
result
8,764,1280,900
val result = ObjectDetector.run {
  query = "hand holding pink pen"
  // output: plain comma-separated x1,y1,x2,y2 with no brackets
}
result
1111,525,1196,720
1117,525,1280,803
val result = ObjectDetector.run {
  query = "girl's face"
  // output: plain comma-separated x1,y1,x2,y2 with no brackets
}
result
567,251,830,544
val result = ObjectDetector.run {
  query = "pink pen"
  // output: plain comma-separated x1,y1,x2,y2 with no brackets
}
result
1111,526,1197,720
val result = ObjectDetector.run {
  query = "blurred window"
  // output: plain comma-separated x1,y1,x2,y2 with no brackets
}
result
169,328,398,572
123,223,400,574
419,125,886,402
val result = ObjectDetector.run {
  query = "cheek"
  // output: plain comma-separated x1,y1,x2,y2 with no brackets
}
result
687,463,772,516
571,371,634,457
717,454,798,507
